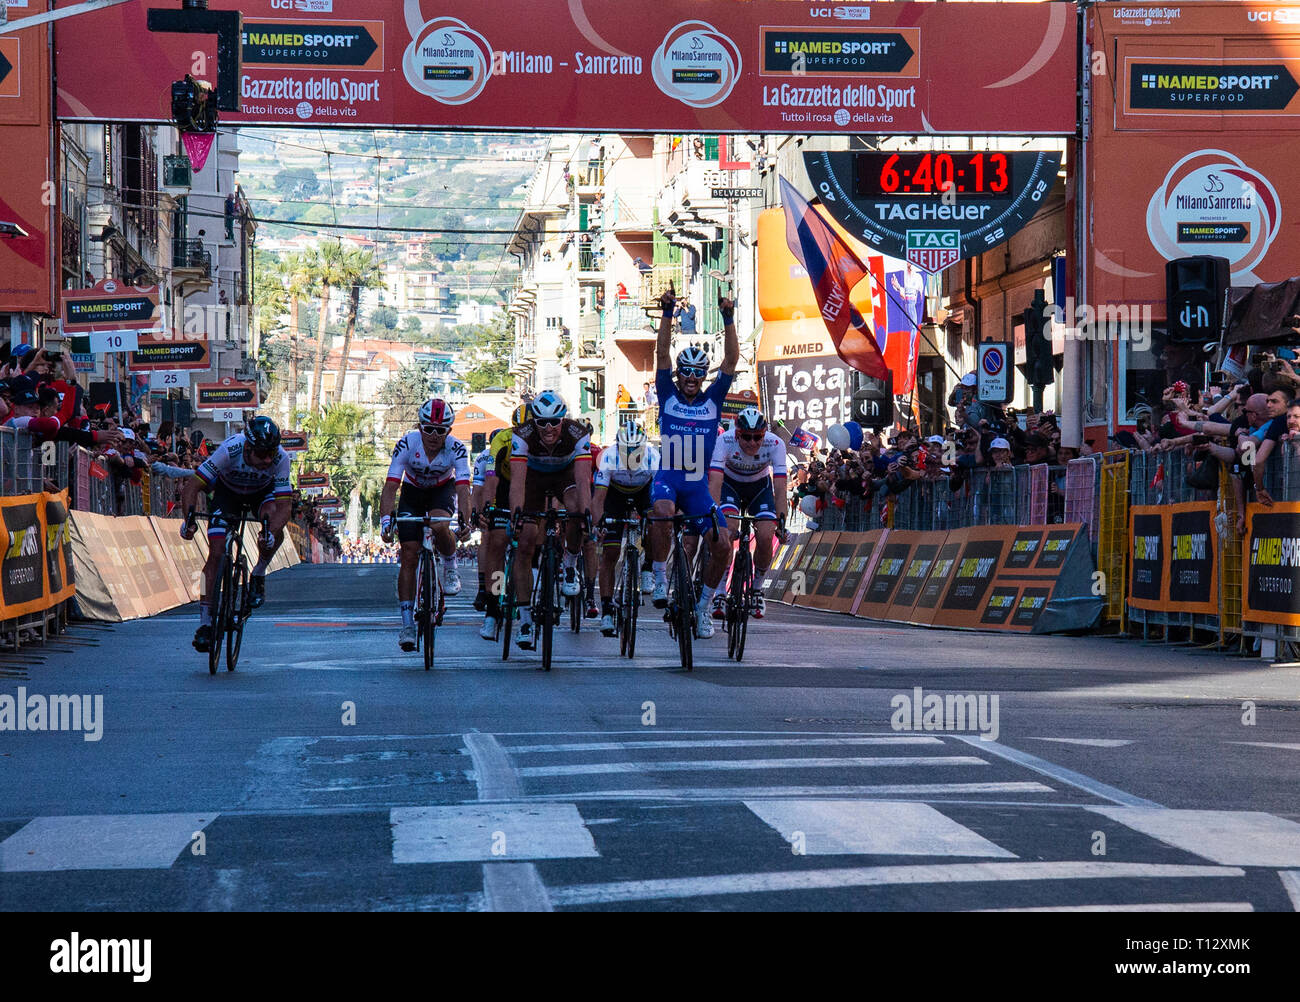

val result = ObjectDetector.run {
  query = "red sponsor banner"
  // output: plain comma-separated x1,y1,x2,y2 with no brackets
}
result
55,2,1076,135
62,280,163,333
195,379,259,410
0,14,54,314
1088,3,1300,317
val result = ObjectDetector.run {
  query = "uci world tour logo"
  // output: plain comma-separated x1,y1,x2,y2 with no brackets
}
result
652,21,741,108
1146,149,1280,283
403,17,491,105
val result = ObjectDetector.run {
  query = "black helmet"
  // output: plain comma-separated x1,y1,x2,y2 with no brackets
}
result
245,415,281,452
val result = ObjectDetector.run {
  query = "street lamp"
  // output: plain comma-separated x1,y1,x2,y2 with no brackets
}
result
0,220,29,238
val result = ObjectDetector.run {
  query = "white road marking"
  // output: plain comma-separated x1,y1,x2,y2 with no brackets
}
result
547,862,1245,907
954,736,1161,808
974,903,1254,913
1029,738,1134,748
390,804,598,863
1092,808,1300,867
1229,742,1300,752
518,756,987,778
523,782,1055,801
0,813,217,872
507,737,945,754
1278,871,1300,911
745,800,1016,858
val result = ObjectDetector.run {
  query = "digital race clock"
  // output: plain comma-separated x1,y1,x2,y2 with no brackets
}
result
853,152,1014,198
803,150,1062,268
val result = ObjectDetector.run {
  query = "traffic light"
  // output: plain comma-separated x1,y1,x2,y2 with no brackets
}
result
171,75,217,133
1023,289,1053,387
148,3,243,113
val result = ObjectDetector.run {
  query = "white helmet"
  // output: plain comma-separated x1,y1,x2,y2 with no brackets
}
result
735,407,768,433
676,345,709,373
531,390,567,421
617,422,647,449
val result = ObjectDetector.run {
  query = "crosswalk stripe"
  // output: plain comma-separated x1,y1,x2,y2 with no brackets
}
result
1278,871,1300,911
0,813,217,872
390,804,598,863
954,736,1162,808
517,756,988,777
1229,742,1300,752
523,782,1055,801
546,861,1246,907
1029,738,1134,748
1090,808,1300,867
507,737,945,754
745,800,1017,858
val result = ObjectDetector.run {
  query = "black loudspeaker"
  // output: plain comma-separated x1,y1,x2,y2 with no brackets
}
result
852,371,894,429
1167,256,1230,344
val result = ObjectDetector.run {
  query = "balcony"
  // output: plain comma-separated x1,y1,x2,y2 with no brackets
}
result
610,303,656,338
639,264,683,305
578,244,603,278
573,315,604,369
171,237,212,296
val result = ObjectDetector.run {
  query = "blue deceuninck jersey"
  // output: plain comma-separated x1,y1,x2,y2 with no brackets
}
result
655,367,733,478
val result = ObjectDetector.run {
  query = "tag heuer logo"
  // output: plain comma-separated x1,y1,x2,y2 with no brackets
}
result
906,230,960,272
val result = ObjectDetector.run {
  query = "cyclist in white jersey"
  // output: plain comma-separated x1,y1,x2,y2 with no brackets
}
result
179,416,293,652
708,407,788,619
378,398,472,652
592,421,660,635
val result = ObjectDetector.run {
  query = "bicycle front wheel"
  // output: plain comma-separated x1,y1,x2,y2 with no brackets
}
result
421,552,437,670
674,548,694,671
623,547,640,659
226,558,249,671
539,542,556,672
208,552,230,676
499,547,515,661
729,546,752,662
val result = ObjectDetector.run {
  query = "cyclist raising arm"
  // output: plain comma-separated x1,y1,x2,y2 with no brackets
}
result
378,398,472,652
180,416,292,652
507,391,592,650
648,285,740,639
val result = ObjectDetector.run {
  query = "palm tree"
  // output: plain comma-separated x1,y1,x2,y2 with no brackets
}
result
306,240,347,415
332,247,387,406
276,251,315,426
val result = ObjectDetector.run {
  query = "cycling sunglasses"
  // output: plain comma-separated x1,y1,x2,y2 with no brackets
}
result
677,364,708,379
534,417,562,429
738,432,765,442
420,423,451,435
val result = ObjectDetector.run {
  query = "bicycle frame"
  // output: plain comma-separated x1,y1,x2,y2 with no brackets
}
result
394,515,456,670
188,508,268,675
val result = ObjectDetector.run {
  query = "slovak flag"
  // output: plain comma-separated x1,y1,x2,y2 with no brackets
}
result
789,427,821,452
780,176,890,381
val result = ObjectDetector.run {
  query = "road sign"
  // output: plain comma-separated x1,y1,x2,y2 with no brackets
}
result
88,329,140,353
148,370,187,390
210,408,241,423
977,341,1011,403
711,187,764,199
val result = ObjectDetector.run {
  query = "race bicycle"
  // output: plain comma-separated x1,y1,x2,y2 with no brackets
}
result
508,505,591,672
394,515,455,670
603,513,647,659
186,507,268,676
649,509,721,672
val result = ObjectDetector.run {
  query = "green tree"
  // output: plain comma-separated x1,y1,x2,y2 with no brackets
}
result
299,403,382,519
332,247,387,405
304,240,348,416
378,363,432,431
400,314,423,340
369,305,399,332
462,314,514,393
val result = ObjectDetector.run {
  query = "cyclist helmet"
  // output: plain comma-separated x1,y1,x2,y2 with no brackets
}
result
418,398,454,427
531,390,567,421
511,401,532,426
244,415,281,452
676,345,709,373
735,407,768,433
617,422,647,449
